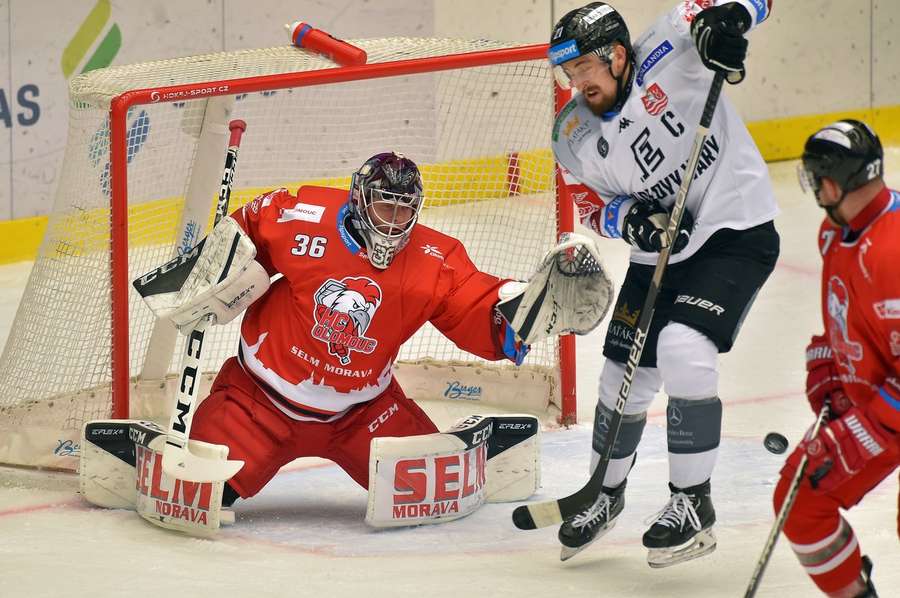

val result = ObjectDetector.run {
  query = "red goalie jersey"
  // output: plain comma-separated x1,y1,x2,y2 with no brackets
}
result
230,185,510,421
818,187,900,431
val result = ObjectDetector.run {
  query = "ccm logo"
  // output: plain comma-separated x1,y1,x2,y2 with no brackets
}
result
129,427,147,446
471,426,491,446
368,402,399,432
675,294,725,316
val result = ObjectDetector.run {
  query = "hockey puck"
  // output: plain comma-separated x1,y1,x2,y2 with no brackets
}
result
764,432,789,454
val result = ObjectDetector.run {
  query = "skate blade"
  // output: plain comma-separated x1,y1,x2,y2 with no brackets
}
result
559,520,618,562
646,528,716,569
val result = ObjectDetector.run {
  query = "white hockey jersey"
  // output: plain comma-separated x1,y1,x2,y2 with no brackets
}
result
552,0,778,265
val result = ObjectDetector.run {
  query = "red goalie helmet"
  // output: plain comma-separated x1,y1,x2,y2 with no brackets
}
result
349,152,425,269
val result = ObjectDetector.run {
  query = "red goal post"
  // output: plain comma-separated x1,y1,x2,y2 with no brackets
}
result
0,35,578,471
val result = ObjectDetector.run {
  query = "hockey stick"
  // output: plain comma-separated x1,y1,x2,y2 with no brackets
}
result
512,72,726,530
743,402,831,597
161,119,247,483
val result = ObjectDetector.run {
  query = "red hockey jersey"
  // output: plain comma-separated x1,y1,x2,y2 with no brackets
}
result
230,185,509,421
818,187,900,431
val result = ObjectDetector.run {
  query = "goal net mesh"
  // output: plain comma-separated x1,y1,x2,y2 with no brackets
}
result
0,38,561,469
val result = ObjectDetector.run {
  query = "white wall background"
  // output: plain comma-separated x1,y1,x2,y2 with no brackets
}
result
0,0,897,220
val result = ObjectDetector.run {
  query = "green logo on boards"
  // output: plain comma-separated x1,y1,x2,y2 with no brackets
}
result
61,0,121,78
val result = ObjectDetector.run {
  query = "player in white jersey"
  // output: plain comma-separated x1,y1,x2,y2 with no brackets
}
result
548,1,780,566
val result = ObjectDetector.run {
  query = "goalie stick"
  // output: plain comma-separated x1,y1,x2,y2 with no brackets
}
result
512,72,726,531
160,119,247,483
743,402,831,598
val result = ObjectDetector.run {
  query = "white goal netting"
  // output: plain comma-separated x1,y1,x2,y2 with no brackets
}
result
0,38,563,470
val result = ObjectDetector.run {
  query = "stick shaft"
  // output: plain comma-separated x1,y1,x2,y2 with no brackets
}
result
162,120,248,482
743,403,831,597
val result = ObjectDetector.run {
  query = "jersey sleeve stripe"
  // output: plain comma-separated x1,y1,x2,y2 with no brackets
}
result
733,0,771,26
877,386,900,411
601,195,633,239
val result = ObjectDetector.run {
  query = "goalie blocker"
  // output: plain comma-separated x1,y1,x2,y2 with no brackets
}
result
133,216,270,333
80,414,540,534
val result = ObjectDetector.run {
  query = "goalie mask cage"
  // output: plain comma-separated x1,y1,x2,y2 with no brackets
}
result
0,36,576,471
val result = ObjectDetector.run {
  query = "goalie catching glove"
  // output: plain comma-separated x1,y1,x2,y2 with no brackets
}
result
497,232,613,345
133,217,270,332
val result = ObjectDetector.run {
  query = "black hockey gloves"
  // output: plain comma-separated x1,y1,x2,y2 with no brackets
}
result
622,200,694,254
691,2,752,84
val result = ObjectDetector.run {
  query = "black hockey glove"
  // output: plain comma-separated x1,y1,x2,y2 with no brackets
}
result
691,2,752,84
622,200,694,254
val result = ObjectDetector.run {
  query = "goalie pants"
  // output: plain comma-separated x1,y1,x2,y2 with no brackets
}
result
603,220,779,366
773,447,899,595
191,357,438,498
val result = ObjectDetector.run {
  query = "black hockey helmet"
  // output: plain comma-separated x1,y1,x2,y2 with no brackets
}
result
549,3,631,67
799,119,884,197
549,3,634,112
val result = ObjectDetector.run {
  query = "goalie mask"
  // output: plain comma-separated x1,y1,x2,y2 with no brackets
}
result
349,152,425,269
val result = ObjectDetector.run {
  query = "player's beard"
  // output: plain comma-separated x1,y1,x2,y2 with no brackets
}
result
582,84,615,117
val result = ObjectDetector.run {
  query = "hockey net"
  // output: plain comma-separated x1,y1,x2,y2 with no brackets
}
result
0,37,574,471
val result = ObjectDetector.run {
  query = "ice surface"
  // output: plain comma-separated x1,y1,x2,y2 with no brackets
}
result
1,153,899,597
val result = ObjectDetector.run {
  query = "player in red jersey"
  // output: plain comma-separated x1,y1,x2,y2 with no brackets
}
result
181,152,530,504
80,151,613,534
774,120,900,597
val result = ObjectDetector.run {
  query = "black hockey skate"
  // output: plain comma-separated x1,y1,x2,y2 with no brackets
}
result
557,480,626,562
856,555,878,597
642,480,716,568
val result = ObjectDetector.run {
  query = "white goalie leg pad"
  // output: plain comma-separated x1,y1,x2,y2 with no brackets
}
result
133,216,270,332
496,232,613,344
366,414,540,527
80,420,152,510
80,420,233,536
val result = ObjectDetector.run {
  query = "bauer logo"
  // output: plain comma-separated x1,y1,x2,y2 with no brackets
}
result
548,40,579,66
675,295,725,316
444,381,482,400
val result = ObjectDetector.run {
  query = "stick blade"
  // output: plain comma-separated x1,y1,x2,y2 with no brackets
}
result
512,505,537,530
162,447,244,483
512,499,564,530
